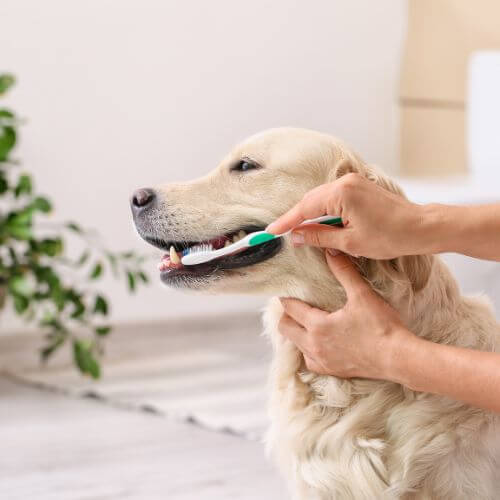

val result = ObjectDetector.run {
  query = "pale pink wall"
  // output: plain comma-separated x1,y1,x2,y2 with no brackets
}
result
0,0,407,329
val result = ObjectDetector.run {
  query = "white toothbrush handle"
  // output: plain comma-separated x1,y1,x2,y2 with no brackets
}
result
181,233,258,265
181,216,341,266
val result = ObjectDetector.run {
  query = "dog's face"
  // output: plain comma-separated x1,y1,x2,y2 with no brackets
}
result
131,127,430,300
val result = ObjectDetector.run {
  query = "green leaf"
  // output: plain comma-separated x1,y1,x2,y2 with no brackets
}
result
105,252,118,277
95,325,111,336
39,238,63,257
137,271,149,283
69,294,86,319
13,294,29,313
66,222,83,233
32,196,52,213
0,126,16,162
126,271,136,292
39,313,64,331
0,109,14,119
0,171,8,194
7,247,18,265
77,250,90,266
72,340,101,379
89,262,103,280
7,209,32,227
0,74,15,95
51,287,66,311
8,275,32,297
93,295,108,315
8,225,32,240
86,356,100,379
14,174,32,197
40,333,66,361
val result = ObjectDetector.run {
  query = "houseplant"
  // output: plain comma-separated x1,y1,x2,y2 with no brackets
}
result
0,74,149,378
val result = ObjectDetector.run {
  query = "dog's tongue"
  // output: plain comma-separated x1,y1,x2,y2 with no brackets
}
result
158,254,182,271
158,247,184,271
210,236,229,249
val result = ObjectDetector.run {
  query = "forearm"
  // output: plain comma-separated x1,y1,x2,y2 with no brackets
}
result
419,203,500,261
388,331,500,413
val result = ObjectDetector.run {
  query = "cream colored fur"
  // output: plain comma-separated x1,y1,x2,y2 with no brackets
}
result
149,128,500,499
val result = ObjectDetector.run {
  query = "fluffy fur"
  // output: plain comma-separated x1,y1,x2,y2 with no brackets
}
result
135,128,500,499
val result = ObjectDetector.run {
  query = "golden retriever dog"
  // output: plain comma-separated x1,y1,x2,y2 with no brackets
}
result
131,128,500,499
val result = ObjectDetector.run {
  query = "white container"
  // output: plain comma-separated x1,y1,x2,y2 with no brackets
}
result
394,52,500,314
468,51,500,183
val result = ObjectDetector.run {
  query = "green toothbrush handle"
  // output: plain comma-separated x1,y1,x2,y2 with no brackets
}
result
249,215,343,246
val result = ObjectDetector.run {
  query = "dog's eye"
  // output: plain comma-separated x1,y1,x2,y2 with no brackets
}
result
231,159,260,173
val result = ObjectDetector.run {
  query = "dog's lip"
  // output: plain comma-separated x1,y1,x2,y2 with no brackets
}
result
143,224,282,282
159,237,282,282
143,225,264,254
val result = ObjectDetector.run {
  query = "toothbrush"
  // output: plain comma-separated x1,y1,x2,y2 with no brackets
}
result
181,215,343,266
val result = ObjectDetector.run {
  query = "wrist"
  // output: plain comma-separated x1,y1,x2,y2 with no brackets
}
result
381,326,426,389
418,203,466,255
397,202,436,256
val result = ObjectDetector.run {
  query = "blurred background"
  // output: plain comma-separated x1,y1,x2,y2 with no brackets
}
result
1,1,499,499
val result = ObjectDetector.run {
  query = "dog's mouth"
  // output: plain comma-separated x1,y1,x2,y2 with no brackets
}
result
143,225,282,283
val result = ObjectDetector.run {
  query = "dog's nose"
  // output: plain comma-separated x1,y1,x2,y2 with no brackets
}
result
131,188,156,211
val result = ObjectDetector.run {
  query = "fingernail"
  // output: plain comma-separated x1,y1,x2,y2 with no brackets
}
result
327,248,340,256
266,222,277,233
291,232,304,246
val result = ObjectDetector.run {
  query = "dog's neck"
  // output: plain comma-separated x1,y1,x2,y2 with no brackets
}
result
282,251,463,344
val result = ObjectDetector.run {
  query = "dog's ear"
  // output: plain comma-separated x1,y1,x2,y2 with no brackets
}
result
328,155,433,295
328,155,406,198
360,253,434,296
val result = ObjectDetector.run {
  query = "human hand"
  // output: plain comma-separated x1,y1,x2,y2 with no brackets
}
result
278,251,415,379
267,173,427,259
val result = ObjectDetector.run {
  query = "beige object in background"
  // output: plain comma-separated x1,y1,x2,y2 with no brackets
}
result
400,0,500,176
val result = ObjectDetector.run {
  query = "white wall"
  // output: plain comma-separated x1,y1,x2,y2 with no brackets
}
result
0,0,407,328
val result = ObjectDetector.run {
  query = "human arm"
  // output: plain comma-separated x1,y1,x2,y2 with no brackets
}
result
266,174,500,261
279,252,500,413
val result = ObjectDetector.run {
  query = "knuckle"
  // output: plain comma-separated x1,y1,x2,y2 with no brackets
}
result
342,172,361,186
304,357,314,371
339,173,361,196
301,191,316,208
310,341,325,359
306,231,323,247
277,316,288,334
307,316,324,334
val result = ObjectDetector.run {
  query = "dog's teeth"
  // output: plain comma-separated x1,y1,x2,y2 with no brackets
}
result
238,230,246,240
170,245,180,264
233,234,240,243
224,240,231,247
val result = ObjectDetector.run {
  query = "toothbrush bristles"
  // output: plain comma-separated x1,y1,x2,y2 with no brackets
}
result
183,243,214,256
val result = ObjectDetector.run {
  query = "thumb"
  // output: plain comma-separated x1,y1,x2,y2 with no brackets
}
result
292,225,344,249
325,251,371,298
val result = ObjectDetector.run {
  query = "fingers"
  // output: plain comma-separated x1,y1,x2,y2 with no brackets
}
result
325,252,371,297
266,204,306,235
266,185,332,235
291,224,345,249
303,355,326,374
278,313,306,344
279,297,327,330
278,314,327,375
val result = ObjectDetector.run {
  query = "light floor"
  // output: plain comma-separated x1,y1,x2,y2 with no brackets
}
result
0,316,286,500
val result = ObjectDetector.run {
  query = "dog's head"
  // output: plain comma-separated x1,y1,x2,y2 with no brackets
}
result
131,128,432,303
